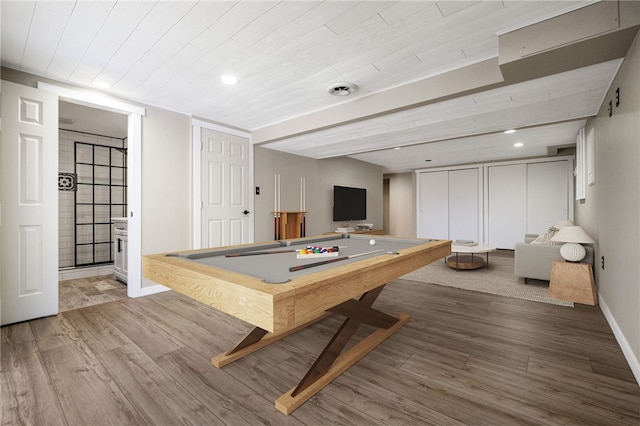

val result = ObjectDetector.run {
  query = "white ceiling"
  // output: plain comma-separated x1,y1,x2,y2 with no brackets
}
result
1,1,631,173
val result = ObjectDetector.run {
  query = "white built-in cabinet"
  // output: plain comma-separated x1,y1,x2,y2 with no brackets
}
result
487,159,572,249
417,167,481,242
112,218,128,284
485,164,527,249
416,157,573,249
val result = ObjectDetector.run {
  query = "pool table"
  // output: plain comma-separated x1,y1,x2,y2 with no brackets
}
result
143,234,450,414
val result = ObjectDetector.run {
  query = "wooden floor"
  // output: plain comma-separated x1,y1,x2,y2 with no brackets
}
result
2,279,639,425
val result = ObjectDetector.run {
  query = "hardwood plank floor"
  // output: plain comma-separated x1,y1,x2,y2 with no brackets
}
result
2,279,639,425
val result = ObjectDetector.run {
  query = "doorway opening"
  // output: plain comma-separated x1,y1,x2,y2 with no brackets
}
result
57,101,129,311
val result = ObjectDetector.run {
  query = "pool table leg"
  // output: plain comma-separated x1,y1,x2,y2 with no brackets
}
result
275,284,411,415
224,327,269,354
211,285,411,416
211,311,332,368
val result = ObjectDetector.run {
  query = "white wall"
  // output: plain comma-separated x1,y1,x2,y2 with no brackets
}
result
386,173,415,237
253,147,383,242
140,105,192,288
575,30,640,382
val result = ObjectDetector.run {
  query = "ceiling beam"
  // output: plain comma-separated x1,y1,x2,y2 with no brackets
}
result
499,0,640,82
253,0,639,146
252,58,506,145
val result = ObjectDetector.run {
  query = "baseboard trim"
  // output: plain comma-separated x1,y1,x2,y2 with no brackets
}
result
138,283,170,297
599,294,640,386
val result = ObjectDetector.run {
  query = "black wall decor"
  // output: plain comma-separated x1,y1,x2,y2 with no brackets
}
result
58,172,76,191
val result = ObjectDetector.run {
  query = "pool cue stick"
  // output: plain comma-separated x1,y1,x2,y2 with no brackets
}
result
226,245,349,258
226,249,296,257
289,249,384,272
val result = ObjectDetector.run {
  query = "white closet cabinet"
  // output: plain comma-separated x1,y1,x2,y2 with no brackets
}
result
417,171,449,240
417,167,480,242
416,157,573,250
486,159,572,249
486,164,527,249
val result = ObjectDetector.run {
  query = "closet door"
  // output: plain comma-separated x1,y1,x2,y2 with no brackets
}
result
417,171,449,239
527,161,570,234
487,164,527,249
417,168,480,241
449,168,480,242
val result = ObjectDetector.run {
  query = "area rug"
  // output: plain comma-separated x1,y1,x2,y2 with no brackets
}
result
401,250,573,307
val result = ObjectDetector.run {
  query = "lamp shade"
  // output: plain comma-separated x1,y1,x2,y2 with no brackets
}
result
554,219,574,229
550,226,596,244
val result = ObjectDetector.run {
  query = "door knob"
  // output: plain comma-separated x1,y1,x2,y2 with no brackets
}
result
242,210,250,215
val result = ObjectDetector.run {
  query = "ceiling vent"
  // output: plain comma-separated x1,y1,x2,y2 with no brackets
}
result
327,82,358,96
547,144,576,156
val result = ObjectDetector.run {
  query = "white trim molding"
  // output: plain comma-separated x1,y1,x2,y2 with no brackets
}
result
576,127,586,200
191,119,253,249
38,82,145,115
38,81,146,298
599,295,640,385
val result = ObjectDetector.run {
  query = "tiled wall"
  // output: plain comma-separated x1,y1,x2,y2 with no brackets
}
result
59,130,127,269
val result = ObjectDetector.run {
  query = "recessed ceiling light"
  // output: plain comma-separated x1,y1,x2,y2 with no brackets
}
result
514,142,524,148
394,147,401,150
221,75,238,85
93,81,110,89
504,129,517,134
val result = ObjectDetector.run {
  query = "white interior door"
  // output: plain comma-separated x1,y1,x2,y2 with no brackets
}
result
417,170,449,239
487,163,527,249
201,128,251,247
449,168,480,243
1,80,58,325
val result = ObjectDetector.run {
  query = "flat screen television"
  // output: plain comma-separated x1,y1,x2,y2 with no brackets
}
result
333,185,366,221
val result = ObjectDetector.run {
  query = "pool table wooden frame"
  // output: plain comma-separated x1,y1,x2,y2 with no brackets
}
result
143,235,450,414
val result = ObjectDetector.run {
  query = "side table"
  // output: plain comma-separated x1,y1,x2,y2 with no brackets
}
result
548,261,597,305
445,244,496,271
